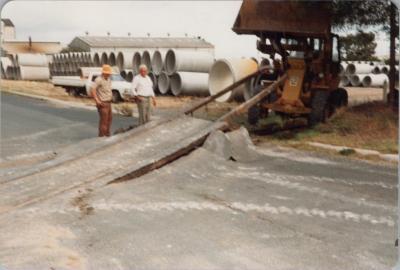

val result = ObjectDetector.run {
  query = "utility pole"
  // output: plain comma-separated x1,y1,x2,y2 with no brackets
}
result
389,2,397,108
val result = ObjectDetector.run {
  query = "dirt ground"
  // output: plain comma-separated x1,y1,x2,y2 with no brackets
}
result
1,80,396,161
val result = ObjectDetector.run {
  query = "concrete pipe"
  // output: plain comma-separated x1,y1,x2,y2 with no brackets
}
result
339,63,348,75
109,52,117,66
141,50,152,71
132,52,142,73
6,66,16,80
165,49,214,75
116,51,134,70
151,50,166,75
349,74,369,87
126,71,134,82
170,72,210,96
209,58,258,102
372,66,382,74
1,57,13,71
345,63,375,75
380,66,389,74
100,52,108,65
19,66,50,81
361,74,389,88
78,67,102,78
148,72,158,90
340,76,351,87
157,72,171,94
120,69,128,80
16,53,48,66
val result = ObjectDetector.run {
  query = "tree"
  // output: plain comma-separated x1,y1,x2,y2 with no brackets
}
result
332,0,398,106
340,31,380,61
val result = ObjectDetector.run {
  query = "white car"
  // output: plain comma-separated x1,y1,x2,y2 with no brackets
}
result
52,72,133,103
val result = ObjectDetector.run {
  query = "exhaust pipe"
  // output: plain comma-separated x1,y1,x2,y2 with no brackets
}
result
157,72,171,94
209,58,258,102
165,49,214,75
170,72,209,96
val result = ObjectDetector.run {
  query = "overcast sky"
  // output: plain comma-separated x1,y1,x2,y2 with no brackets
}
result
1,1,390,58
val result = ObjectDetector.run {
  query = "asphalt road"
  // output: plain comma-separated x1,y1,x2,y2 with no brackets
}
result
0,92,136,158
0,125,397,270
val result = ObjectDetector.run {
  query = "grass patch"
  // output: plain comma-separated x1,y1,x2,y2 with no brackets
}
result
256,101,398,154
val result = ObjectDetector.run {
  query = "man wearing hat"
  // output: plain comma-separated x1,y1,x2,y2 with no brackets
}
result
91,64,113,137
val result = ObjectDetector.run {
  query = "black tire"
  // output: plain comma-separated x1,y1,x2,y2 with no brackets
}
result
330,88,348,108
308,90,330,127
112,90,122,103
68,88,78,97
247,85,276,125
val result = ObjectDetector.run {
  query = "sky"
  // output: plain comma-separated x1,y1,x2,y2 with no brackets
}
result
1,1,391,59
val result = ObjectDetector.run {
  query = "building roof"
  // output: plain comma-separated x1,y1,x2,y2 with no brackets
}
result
70,36,214,49
1,19,14,27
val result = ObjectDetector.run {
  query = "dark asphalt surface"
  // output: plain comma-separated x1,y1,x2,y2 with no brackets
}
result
1,92,136,158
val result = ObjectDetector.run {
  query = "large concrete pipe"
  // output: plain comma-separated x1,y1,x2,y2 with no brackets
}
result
339,63,348,75
372,66,382,74
77,67,102,78
141,50,152,71
209,58,258,102
116,51,134,70
148,72,158,90
170,72,209,96
19,66,50,81
100,52,108,65
361,74,389,88
1,57,13,71
345,63,375,75
132,52,142,73
109,52,117,66
157,72,171,94
151,50,166,75
339,76,350,87
6,66,16,80
126,71,134,82
380,66,389,74
349,74,369,87
165,49,214,75
16,53,48,66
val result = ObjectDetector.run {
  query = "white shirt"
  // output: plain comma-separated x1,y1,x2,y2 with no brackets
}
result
131,75,155,97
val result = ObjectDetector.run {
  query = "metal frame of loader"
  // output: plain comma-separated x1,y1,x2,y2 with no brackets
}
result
232,0,348,126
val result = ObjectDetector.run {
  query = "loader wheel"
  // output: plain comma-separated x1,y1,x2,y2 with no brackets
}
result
247,84,276,125
330,88,348,108
308,90,330,127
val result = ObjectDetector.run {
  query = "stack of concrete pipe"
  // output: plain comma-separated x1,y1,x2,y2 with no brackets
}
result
51,52,94,76
2,53,51,81
155,49,214,96
340,61,393,88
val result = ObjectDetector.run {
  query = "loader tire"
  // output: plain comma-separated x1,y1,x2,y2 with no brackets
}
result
330,88,348,108
308,90,330,127
247,84,276,125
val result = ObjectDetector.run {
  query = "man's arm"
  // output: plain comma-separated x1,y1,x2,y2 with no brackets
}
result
131,77,141,102
92,87,103,106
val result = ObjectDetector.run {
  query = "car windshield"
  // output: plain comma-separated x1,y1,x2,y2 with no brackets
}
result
111,74,125,81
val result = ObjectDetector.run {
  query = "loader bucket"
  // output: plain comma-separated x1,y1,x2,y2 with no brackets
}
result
232,0,332,38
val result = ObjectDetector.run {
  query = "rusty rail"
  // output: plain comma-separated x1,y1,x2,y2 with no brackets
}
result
217,74,287,122
183,66,270,115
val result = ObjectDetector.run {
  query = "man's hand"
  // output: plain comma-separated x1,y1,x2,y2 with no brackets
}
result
95,98,103,107
152,97,156,107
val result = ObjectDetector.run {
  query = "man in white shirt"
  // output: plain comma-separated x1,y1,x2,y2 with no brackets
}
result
131,64,157,125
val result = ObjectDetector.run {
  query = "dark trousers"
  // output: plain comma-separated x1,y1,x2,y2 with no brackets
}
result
97,102,112,137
